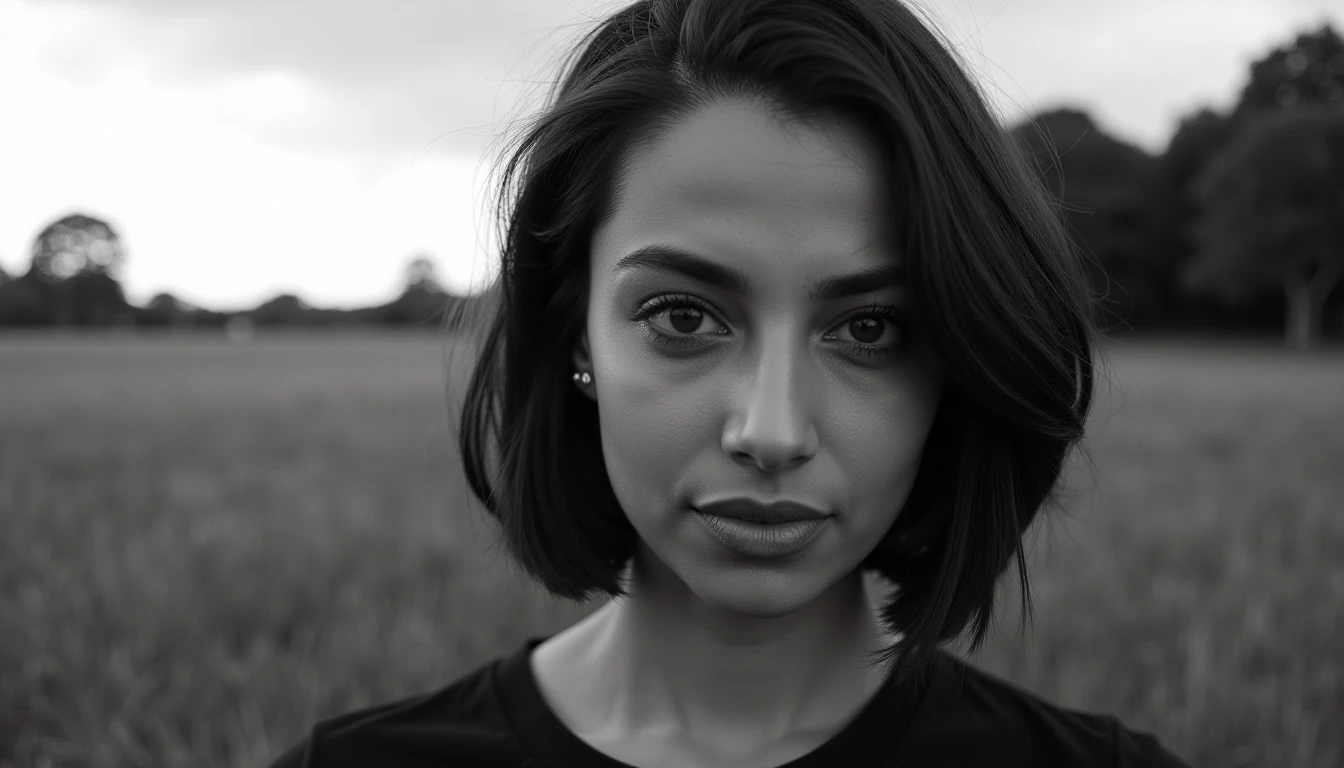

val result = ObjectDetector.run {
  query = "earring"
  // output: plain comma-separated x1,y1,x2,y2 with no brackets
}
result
572,371,592,385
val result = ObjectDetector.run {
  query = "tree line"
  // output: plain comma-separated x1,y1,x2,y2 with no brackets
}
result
1,24,1341,346
0,233,473,332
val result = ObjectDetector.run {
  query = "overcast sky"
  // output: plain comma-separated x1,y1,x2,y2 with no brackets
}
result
1,0,1339,310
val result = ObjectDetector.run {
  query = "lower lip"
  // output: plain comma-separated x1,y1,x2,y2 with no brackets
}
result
693,511,830,559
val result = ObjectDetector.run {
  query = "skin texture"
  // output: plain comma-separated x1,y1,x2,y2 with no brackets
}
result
533,97,946,767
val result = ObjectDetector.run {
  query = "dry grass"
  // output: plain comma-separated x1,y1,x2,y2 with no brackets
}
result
1,332,1340,767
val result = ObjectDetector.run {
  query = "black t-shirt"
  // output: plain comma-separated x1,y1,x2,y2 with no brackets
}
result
266,635,1193,767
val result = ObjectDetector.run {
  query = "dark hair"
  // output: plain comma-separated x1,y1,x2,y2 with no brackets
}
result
447,0,1101,687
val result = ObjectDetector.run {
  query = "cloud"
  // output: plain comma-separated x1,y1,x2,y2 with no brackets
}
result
21,0,1344,158
30,0,621,156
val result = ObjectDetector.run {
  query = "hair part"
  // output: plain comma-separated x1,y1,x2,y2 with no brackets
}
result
447,0,1103,688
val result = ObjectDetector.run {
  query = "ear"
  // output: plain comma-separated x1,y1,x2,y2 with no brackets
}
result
572,329,596,401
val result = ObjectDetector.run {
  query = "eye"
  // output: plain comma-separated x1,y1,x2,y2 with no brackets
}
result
822,304,910,360
631,294,729,346
824,310,904,346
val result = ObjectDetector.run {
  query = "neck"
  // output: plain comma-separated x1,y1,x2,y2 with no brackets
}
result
567,545,897,746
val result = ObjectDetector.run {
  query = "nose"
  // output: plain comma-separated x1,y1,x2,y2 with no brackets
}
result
721,335,820,473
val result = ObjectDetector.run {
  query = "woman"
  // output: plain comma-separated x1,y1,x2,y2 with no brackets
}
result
269,0,1192,765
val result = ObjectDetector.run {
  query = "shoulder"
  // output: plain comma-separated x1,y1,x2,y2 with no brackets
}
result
903,651,1193,767
262,654,523,768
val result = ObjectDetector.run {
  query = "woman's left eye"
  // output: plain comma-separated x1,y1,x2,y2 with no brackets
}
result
811,310,908,349
821,306,909,360
824,314,898,346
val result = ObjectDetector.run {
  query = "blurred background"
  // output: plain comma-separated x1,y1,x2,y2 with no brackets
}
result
1,1,1341,766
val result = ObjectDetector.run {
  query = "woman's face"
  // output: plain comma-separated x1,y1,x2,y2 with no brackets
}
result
575,97,944,618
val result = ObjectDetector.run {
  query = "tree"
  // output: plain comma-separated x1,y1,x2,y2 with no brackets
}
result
1185,105,1344,348
23,212,132,325
1145,108,1247,327
402,254,443,293
251,293,313,327
1011,108,1162,329
30,213,126,280
0,275,45,326
1235,23,1344,117
384,254,449,326
64,271,131,326
139,292,198,329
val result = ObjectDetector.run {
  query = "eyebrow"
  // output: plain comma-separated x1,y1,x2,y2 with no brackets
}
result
612,244,906,302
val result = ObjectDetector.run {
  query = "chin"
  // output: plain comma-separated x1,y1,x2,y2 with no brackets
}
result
684,566,832,619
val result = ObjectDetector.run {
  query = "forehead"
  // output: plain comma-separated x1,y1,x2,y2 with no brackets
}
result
595,99,899,282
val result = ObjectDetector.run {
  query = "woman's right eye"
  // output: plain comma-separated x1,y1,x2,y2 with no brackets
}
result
646,304,728,335
631,294,730,349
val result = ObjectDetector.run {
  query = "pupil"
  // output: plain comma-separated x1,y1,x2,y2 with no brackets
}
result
851,318,882,344
669,308,702,334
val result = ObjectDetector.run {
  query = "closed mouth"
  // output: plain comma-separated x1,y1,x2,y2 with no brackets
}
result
694,498,831,525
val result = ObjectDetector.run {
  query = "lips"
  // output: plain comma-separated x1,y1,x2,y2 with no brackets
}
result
694,498,831,525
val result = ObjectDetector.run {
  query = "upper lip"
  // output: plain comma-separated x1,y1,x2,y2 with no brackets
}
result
695,498,831,524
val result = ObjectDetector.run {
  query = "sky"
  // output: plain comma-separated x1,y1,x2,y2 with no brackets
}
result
1,0,1340,311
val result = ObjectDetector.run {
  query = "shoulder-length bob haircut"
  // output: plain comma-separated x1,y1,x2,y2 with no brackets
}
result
449,0,1101,686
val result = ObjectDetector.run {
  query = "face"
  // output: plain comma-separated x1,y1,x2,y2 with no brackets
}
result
574,97,944,618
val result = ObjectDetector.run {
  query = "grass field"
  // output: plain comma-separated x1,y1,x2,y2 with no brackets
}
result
1,331,1341,768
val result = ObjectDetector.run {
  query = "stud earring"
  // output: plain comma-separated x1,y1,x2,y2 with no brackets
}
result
572,371,592,385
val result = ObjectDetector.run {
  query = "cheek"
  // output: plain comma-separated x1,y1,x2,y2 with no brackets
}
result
828,373,943,522
839,384,938,462
590,326,708,519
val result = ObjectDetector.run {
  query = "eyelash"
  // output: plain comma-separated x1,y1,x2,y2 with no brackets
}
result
629,293,910,362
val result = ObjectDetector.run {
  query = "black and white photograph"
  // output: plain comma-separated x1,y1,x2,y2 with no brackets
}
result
2,1,1342,766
